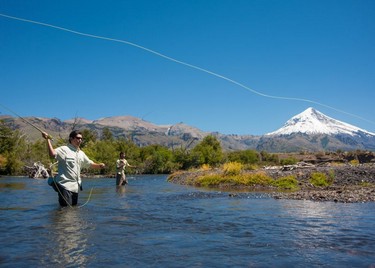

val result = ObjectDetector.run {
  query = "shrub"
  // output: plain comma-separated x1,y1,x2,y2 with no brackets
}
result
200,164,211,171
243,164,259,171
309,172,333,187
273,175,299,190
196,174,232,187
222,162,243,176
195,172,273,188
350,159,360,166
280,157,298,166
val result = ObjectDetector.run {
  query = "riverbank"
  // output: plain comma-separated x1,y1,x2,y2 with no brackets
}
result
168,164,375,203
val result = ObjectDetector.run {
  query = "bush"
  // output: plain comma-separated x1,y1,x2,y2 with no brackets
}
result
227,150,259,164
243,164,259,171
196,174,232,187
280,157,298,166
309,172,333,187
200,164,211,171
222,162,243,176
273,175,299,190
195,172,273,187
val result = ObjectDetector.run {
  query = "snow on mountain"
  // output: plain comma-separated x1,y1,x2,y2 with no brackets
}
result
266,107,375,137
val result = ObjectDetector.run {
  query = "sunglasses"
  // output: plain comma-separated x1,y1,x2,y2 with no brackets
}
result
75,137,83,140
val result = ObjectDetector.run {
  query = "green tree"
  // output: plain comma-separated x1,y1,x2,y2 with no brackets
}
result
26,140,54,167
81,129,97,148
140,145,177,174
113,138,140,174
101,127,113,141
227,149,259,164
260,151,279,165
172,148,193,170
191,135,223,167
115,138,140,162
84,139,116,174
0,121,28,175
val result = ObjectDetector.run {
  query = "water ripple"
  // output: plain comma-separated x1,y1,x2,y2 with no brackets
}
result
0,176,374,267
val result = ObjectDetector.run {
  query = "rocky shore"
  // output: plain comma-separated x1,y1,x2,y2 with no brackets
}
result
168,164,375,203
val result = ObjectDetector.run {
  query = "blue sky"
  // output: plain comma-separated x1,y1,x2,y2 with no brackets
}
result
1,0,374,135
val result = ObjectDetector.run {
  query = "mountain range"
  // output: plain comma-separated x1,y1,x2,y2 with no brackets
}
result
1,107,375,152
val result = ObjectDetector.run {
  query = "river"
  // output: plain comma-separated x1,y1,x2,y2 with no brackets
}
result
0,175,374,267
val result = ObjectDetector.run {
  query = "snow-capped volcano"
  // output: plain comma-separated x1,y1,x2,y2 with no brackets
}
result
266,107,375,137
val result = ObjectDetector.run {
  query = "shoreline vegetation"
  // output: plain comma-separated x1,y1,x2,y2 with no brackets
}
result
168,163,375,203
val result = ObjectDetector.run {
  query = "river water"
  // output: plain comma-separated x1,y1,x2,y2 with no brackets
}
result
0,175,374,267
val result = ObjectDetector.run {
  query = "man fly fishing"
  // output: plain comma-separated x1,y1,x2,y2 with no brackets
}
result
42,130,105,207
116,152,135,186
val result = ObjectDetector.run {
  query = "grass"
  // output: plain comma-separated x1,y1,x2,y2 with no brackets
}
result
272,175,299,190
309,172,334,187
195,171,296,189
170,166,342,191
222,162,243,176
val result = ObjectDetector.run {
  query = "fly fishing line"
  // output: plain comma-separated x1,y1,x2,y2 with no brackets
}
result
0,13,373,125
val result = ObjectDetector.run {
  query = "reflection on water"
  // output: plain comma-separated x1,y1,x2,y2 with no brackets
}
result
116,185,126,196
0,176,374,267
0,182,26,190
45,208,91,267
276,200,373,264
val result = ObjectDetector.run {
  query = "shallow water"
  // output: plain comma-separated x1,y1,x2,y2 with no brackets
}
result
0,175,374,267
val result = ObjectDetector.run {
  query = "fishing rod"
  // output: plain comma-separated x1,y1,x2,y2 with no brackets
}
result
1,103,95,208
0,103,53,140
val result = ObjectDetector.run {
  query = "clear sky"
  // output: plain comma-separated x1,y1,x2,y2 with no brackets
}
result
1,0,374,135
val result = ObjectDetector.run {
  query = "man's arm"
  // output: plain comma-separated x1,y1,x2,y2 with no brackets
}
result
42,132,56,158
91,162,106,169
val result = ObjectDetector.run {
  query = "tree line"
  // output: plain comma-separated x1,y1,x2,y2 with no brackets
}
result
0,122,285,176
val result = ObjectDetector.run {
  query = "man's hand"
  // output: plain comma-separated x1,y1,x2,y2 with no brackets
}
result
42,131,53,140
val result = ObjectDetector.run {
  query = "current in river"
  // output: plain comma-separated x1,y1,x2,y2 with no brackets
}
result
0,175,374,267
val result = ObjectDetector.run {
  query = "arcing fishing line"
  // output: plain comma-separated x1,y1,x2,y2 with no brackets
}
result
0,13,373,125
49,162,93,208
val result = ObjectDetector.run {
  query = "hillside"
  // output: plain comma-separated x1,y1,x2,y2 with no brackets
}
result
1,107,375,152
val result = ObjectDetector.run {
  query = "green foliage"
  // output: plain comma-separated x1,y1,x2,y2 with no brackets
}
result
140,145,178,174
27,140,54,167
4,119,365,179
0,122,28,175
260,151,279,165
0,121,17,153
196,174,232,187
223,162,243,176
172,148,193,170
195,172,273,187
3,151,23,175
227,150,259,164
191,135,223,167
309,172,333,187
240,172,273,186
101,127,114,141
280,157,298,165
81,129,97,146
84,140,117,174
273,175,299,190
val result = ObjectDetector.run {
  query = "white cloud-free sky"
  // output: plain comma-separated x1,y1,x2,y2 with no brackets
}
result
1,0,374,135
